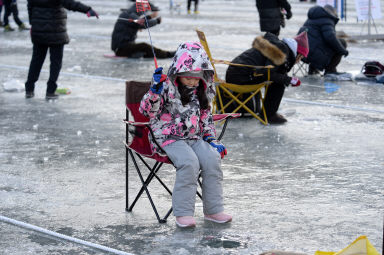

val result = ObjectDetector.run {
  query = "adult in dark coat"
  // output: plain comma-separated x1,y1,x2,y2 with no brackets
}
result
111,3,175,58
25,0,98,99
298,5,348,74
225,32,309,124
256,0,292,36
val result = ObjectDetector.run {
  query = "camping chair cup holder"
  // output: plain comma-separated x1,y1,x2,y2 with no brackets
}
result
124,81,240,223
196,29,274,125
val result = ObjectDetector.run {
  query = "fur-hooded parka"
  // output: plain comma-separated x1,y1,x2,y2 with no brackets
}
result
226,32,295,86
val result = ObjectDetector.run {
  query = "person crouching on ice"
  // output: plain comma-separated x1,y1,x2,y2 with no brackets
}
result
139,42,232,228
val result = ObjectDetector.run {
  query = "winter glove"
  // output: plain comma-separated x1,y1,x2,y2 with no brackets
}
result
203,135,227,159
286,10,292,19
156,17,162,24
87,9,99,19
290,77,301,87
137,18,146,26
151,67,167,94
343,50,349,57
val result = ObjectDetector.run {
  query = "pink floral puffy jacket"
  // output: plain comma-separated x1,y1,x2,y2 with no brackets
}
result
139,42,217,154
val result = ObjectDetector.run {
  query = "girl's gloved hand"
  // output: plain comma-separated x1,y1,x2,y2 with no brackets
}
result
151,67,167,94
203,135,227,159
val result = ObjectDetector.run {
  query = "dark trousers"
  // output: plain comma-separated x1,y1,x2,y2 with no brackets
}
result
187,0,199,11
25,44,64,94
263,82,285,117
115,42,171,59
325,38,347,73
3,0,22,26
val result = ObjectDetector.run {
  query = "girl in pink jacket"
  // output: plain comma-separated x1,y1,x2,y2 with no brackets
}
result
140,42,232,228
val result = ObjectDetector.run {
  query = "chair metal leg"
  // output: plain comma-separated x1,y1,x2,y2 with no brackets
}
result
128,150,164,223
127,159,162,211
125,109,129,211
126,143,205,223
137,154,173,196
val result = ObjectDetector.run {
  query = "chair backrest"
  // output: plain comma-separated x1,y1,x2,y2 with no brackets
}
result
125,81,151,154
125,81,170,163
196,30,220,83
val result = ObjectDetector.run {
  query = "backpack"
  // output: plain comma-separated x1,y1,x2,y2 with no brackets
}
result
361,61,384,77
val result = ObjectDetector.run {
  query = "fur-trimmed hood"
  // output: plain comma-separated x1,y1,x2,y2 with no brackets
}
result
252,35,287,66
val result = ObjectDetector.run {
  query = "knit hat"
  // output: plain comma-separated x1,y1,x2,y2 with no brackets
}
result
282,38,298,57
323,4,338,18
294,31,309,58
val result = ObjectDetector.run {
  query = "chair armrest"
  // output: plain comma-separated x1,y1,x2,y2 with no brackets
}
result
213,113,241,141
213,113,241,122
123,120,150,127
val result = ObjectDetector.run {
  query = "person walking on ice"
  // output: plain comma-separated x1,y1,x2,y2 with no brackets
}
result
25,0,99,100
187,0,199,14
139,42,232,228
2,0,29,31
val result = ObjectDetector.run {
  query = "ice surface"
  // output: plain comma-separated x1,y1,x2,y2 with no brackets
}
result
0,0,383,254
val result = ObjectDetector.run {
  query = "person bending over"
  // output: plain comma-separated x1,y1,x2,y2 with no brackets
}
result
298,5,348,75
225,31,309,124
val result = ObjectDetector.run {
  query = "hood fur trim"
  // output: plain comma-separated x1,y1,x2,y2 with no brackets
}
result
252,36,286,66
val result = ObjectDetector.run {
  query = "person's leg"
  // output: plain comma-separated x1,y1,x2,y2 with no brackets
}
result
270,28,280,36
0,3,3,26
187,0,192,12
263,82,285,118
162,140,200,217
325,39,347,74
194,0,199,12
46,44,64,94
191,140,224,215
116,42,173,59
10,2,22,26
308,63,321,75
25,43,49,94
3,0,11,27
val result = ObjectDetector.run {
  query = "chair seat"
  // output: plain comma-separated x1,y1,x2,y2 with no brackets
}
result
220,81,272,93
196,29,272,125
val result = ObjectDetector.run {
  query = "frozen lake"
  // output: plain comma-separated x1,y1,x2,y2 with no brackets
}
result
1,0,383,254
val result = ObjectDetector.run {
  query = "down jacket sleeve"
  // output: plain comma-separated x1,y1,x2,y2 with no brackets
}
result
62,0,91,13
199,109,216,139
139,89,164,119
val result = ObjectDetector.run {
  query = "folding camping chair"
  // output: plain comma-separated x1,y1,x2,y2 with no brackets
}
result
124,81,240,223
291,59,309,76
196,29,274,125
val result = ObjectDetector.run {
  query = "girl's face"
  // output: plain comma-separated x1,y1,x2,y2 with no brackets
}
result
179,77,200,88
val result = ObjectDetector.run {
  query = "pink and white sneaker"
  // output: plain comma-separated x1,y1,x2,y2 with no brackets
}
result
175,216,196,228
204,212,232,223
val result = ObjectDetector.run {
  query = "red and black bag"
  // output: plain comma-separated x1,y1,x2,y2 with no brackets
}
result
361,61,384,77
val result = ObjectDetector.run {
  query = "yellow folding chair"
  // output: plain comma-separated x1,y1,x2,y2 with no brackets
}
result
196,29,274,125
